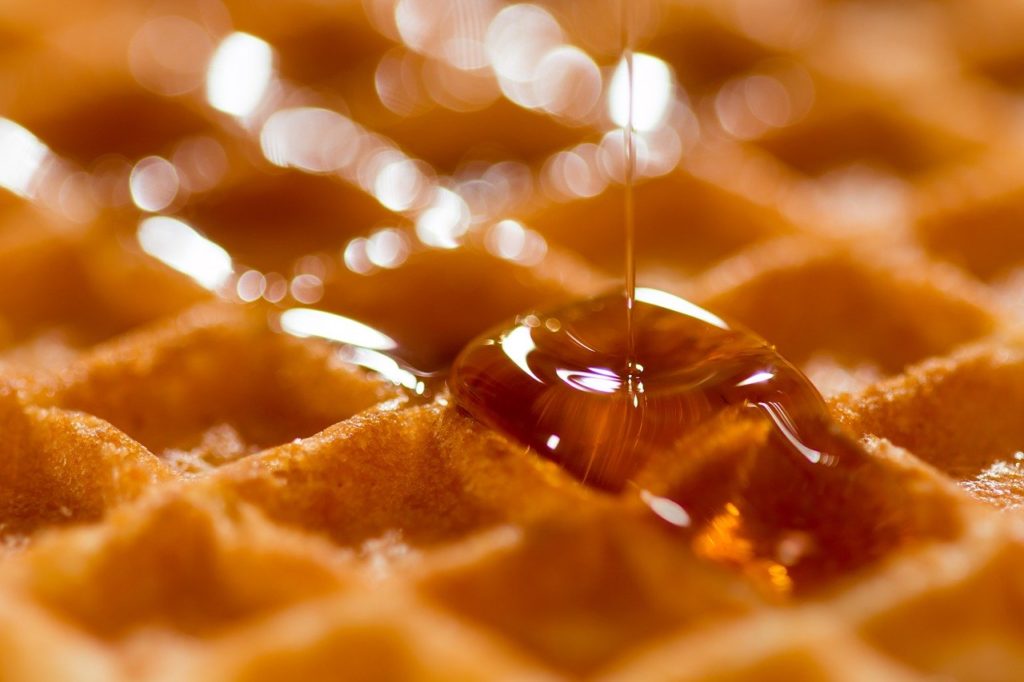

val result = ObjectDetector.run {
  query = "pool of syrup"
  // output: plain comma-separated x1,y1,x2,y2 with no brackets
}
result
450,289,956,593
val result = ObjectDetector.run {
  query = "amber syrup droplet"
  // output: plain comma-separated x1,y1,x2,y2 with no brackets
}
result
450,291,953,593
450,7,954,594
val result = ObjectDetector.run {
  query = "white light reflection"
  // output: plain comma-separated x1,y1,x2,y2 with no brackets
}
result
635,288,729,330
735,371,774,387
395,0,495,70
236,270,267,302
757,401,827,466
556,367,621,394
0,119,51,199
129,156,179,212
546,434,560,450
486,4,565,109
484,219,547,265
487,4,563,80
597,129,647,183
356,146,403,193
279,308,397,351
640,126,685,178
290,274,324,304
534,45,602,120
137,216,233,290
596,126,685,184
206,32,274,118
366,228,410,269
415,187,470,248
263,273,288,303
566,144,606,197
338,346,422,393
609,53,674,131
640,490,691,528
487,218,525,258
343,237,374,274
373,157,426,211
375,48,432,117
500,325,541,382
260,108,360,173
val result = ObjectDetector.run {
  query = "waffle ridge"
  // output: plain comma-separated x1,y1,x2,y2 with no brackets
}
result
2,0,1024,679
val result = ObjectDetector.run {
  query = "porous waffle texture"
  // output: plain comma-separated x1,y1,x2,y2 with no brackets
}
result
1,0,1024,680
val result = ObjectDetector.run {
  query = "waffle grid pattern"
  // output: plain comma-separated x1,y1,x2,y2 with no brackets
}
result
2,0,1024,679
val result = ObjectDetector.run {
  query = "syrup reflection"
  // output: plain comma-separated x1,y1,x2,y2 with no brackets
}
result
277,307,430,394
639,489,691,528
609,53,674,131
0,118,96,222
206,32,275,119
260,107,362,174
137,216,233,291
279,307,398,351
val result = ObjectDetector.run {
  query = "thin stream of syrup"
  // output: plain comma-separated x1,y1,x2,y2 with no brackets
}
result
622,4,638,385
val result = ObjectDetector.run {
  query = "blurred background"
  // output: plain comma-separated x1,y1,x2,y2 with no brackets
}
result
0,0,1023,387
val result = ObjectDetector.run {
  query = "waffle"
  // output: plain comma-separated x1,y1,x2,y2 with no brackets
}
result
2,0,1024,679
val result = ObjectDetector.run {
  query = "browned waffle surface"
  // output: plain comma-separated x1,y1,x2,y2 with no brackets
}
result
3,0,1024,679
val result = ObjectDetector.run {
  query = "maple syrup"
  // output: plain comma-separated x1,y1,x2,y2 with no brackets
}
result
447,11,955,593
452,289,816,489
450,289,957,592
622,41,638,379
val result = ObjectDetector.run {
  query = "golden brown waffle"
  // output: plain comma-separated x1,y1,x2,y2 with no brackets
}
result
2,0,1024,679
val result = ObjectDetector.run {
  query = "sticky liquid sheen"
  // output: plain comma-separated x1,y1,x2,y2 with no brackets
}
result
450,289,955,593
